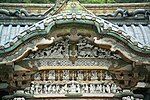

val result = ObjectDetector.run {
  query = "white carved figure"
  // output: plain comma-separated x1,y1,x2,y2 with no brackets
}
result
93,84,96,93
84,84,89,93
89,84,95,93
76,84,80,93
52,85,56,93
60,85,66,94
63,84,68,93
102,84,106,93
106,83,111,93
77,71,83,80
56,84,60,93
111,84,117,93
43,84,48,94
48,70,55,80
30,84,35,94
80,84,83,93
105,71,112,79
35,84,40,94
37,37,55,46
39,84,43,94
70,83,76,93
91,70,98,80
63,70,69,80
93,37,101,44
96,84,102,93
47,84,52,93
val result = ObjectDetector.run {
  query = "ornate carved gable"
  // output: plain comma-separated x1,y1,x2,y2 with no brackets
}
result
23,38,122,68
0,1,149,100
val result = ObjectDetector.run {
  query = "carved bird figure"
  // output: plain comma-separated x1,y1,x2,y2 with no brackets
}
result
93,37,101,44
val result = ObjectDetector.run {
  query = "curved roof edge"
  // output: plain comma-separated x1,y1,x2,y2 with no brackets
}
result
0,0,150,53
0,0,150,64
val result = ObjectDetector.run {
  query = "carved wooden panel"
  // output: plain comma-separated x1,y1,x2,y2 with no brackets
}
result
23,69,122,96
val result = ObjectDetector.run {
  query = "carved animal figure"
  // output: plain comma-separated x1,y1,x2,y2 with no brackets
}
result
106,8,150,18
0,8,43,17
106,8,128,17
0,9,20,17
133,9,150,18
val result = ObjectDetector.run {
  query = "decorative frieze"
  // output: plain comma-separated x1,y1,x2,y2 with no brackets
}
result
24,81,122,95
33,70,112,82
27,38,121,60
12,69,121,97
